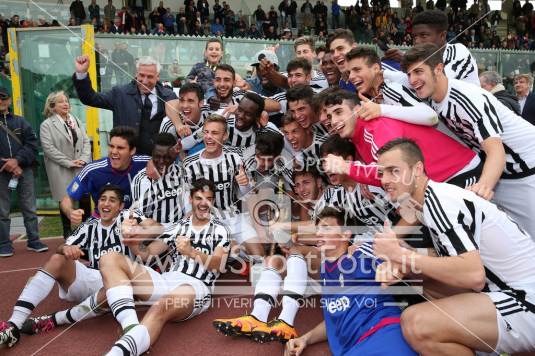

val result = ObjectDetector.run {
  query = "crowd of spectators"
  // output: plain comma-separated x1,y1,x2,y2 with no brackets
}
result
3,0,535,74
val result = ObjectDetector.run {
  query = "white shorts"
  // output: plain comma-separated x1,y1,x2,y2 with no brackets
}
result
143,266,211,321
222,213,257,244
486,291,535,354
58,260,103,302
493,174,535,241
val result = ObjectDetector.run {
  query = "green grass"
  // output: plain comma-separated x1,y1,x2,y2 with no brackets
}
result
39,216,63,238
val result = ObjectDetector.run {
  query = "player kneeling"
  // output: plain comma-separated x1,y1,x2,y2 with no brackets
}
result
0,185,161,348
285,207,417,356
102,178,230,356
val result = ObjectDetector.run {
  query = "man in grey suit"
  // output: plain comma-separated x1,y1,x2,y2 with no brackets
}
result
72,55,178,155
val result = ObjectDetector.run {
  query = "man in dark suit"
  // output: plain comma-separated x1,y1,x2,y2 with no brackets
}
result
73,55,177,155
514,73,535,126
479,71,521,115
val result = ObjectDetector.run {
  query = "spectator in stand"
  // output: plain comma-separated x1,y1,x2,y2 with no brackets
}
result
198,0,210,23
40,91,91,239
109,16,123,33
253,5,267,34
331,0,341,29
288,0,298,28
268,5,279,31
213,0,224,22
156,1,167,21
70,0,87,25
479,71,521,115
265,24,279,40
302,0,314,29
149,7,161,29
210,17,224,36
515,73,535,126
103,0,116,25
279,0,289,28
162,8,175,34
248,24,262,38
88,0,100,26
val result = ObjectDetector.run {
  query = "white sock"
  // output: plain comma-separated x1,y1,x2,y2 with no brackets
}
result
10,269,56,329
278,255,307,326
106,285,138,329
250,268,282,323
106,324,150,356
54,291,108,325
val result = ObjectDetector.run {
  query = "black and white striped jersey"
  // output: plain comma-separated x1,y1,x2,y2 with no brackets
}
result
226,116,282,149
242,143,295,191
270,91,288,114
298,130,328,171
422,180,535,296
282,69,329,92
164,216,230,287
65,209,142,269
131,163,186,229
432,79,535,178
159,113,208,140
183,146,244,216
443,43,479,86
201,88,248,116
380,80,424,107
313,185,351,222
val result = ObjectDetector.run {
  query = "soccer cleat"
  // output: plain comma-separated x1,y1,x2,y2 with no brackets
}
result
251,319,297,344
21,315,56,335
0,321,21,348
212,315,267,338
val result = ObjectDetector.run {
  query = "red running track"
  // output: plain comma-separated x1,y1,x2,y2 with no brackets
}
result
0,238,330,355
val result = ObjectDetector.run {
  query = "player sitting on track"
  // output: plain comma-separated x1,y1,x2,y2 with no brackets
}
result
101,178,230,356
0,185,162,347
373,138,535,355
284,207,417,356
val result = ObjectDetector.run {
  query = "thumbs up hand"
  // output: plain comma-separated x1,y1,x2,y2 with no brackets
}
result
356,92,382,121
373,220,404,265
236,164,249,186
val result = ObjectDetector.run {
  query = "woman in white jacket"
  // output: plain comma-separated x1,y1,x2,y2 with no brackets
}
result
40,91,91,238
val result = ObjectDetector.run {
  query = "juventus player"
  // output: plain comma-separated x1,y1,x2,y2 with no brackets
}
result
0,186,161,347
374,138,535,355
287,85,329,136
402,43,535,239
183,114,263,257
345,47,438,126
282,114,327,174
285,208,417,356
131,133,186,229
101,179,230,356
322,89,483,189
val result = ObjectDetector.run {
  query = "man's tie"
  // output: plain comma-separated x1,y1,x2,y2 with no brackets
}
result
142,94,153,121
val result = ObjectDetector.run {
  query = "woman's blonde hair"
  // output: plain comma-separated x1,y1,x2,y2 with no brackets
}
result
43,91,70,118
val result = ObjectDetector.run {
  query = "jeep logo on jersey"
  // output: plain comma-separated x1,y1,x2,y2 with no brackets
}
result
94,245,123,260
216,182,232,190
157,189,179,200
327,296,350,314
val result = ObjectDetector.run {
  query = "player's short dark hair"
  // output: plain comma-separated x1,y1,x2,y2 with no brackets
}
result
323,88,359,108
110,126,138,150
377,138,425,166
320,134,356,159
243,91,265,117
255,131,284,157
316,86,341,109
326,29,355,51
294,36,315,51
316,206,345,226
413,10,449,33
154,132,176,147
205,37,224,50
190,178,216,196
281,112,298,127
215,63,235,80
293,165,321,181
346,47,381,66
179,82,204,101
401,43,444,73
286,58,312,76
315,45,326,55
204,113,228,131
286,84,315,107
98,184,124,202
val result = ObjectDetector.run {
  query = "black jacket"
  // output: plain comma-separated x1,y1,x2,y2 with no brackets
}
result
0,112,38,169
73,73,177,154
73,73,177,129
521,92,535,126
494,89,521,116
